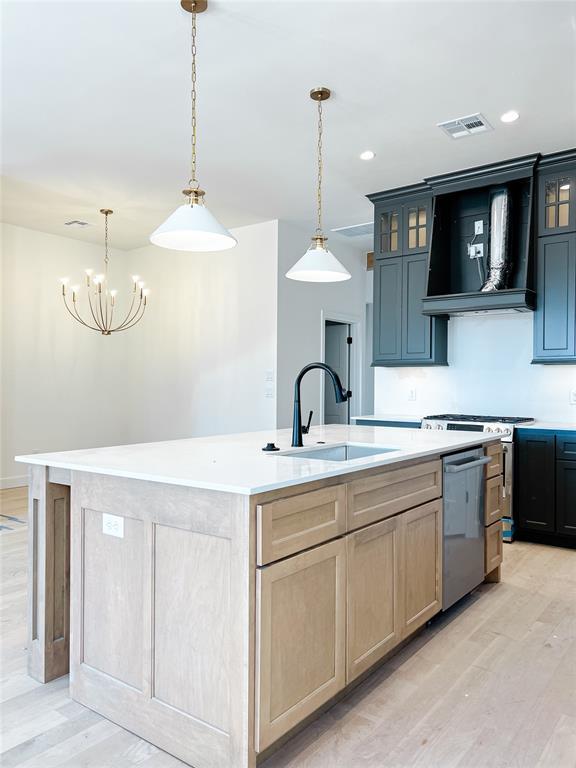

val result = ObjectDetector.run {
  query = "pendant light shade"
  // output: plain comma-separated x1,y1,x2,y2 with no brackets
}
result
286,87,350,283
150,1,236,252
150,200,237,252
286,237,350,282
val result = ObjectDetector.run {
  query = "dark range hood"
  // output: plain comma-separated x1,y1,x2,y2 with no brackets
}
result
421,154,539,316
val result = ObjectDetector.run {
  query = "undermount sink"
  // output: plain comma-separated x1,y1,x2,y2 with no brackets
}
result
276,442,399,462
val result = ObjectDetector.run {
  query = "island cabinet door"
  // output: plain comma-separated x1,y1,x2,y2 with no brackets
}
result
401,499,443,636
255,538,346,753
346,516,403,683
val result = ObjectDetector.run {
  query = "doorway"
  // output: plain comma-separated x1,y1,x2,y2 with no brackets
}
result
323,320,352,425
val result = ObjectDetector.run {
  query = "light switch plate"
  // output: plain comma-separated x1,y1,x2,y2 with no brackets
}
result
102,513,124,538
408,388,417,402
474,220,484,235
570,388,576,405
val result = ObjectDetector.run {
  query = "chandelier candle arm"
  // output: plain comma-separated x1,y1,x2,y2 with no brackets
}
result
149,1,237,252
285,87,351,283
59,209,149,335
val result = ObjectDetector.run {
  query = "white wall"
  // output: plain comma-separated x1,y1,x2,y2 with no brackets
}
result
122,220,279,444
276,222,367,428
374,313,576,422
1,220,279,486
1,223,133,486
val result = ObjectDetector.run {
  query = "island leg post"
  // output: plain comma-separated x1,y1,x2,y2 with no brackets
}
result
27,465,71,683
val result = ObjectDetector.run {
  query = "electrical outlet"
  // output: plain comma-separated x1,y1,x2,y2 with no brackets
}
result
408,388,417,402
102,513,124,538
570,388,576,405
474,220,484,235
468,243,484,259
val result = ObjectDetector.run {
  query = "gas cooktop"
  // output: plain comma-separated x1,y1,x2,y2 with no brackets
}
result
424,414,534,424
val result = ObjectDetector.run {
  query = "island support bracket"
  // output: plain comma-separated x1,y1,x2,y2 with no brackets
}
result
27,465,71,683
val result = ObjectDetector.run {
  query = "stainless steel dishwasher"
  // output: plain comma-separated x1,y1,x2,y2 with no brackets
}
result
443,448,491,610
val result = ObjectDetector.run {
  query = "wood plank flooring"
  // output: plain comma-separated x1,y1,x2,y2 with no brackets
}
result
1,486,575,767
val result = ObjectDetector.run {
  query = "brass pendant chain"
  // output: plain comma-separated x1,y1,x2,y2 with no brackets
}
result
104,210,109,282
189,5,198,191
316,98,323,235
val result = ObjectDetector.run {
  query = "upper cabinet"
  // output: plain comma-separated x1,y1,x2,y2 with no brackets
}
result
374,193,431,259
538,168,576,236
370,186,446,367
533,151,576,363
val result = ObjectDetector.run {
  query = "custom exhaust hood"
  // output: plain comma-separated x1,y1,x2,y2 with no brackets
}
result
421,154,539,316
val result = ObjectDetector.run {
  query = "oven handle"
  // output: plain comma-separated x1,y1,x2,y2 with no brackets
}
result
444,456,491,473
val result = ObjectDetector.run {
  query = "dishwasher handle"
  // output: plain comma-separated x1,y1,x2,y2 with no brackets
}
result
444,456,491,474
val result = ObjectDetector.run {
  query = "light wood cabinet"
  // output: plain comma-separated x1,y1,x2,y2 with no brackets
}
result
485,442,504,479
402,499,442,636
255,538,346,752
485,474,504,526
347,459,442,531
257,485,346,565
346,516,402,682
485,519,503,574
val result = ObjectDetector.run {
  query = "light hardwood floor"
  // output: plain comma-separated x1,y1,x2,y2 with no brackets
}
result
1,486,575,767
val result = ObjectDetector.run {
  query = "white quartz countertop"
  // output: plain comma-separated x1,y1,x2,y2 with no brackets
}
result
352,414,423,423
16,424,500,496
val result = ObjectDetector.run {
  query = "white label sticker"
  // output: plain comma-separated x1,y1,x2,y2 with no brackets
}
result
102,513,124,538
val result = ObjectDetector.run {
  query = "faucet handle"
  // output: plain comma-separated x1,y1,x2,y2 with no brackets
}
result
302,410,313,434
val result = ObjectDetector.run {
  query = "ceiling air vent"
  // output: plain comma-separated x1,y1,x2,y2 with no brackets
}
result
331,222,374,238
64,220,92,228
438,113,493,139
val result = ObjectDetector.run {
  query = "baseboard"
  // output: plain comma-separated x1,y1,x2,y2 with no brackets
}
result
1,475,28,490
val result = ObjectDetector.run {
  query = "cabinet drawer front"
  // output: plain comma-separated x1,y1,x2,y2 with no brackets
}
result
257,485,346,565
348,460,442,531
485,520,503,574
255,539,346,752
485,442,504,478
556,432,576,461
346,516,402,682
485,475,504,526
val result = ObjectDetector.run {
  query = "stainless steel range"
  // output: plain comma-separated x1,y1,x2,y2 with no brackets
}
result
421,414,535,519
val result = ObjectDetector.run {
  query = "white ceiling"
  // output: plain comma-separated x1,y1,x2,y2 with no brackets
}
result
2,0,575,250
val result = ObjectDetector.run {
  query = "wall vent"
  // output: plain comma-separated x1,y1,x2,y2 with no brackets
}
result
438,113,493,139
331,222,374,238
64,220,92,228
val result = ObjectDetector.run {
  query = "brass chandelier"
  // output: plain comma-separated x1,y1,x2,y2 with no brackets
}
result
60,209,149,335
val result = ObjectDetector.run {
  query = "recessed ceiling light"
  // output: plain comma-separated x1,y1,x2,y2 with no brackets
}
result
360,150,375,161
500,110,519,123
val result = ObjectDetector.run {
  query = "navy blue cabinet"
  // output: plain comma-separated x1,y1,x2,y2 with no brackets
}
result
515,431,556,533
533,154,576,364
373,195,432,259
373,257,403,363
515,429,576,545
370,184,447,368
538,168,576,236
556,461,576,537
373,255,447,367
533,233,576,362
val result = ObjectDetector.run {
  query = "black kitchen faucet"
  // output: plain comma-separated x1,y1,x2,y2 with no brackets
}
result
291,363,351,447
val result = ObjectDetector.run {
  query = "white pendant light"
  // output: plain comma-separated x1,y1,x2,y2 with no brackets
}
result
286,87,350,283
150,1,236,252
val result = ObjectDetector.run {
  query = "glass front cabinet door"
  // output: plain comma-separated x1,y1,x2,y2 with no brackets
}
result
539,169,576,236
404,198,431,254
375,204,402,257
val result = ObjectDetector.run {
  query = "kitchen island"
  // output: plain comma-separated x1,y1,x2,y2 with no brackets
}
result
17,424,503,768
